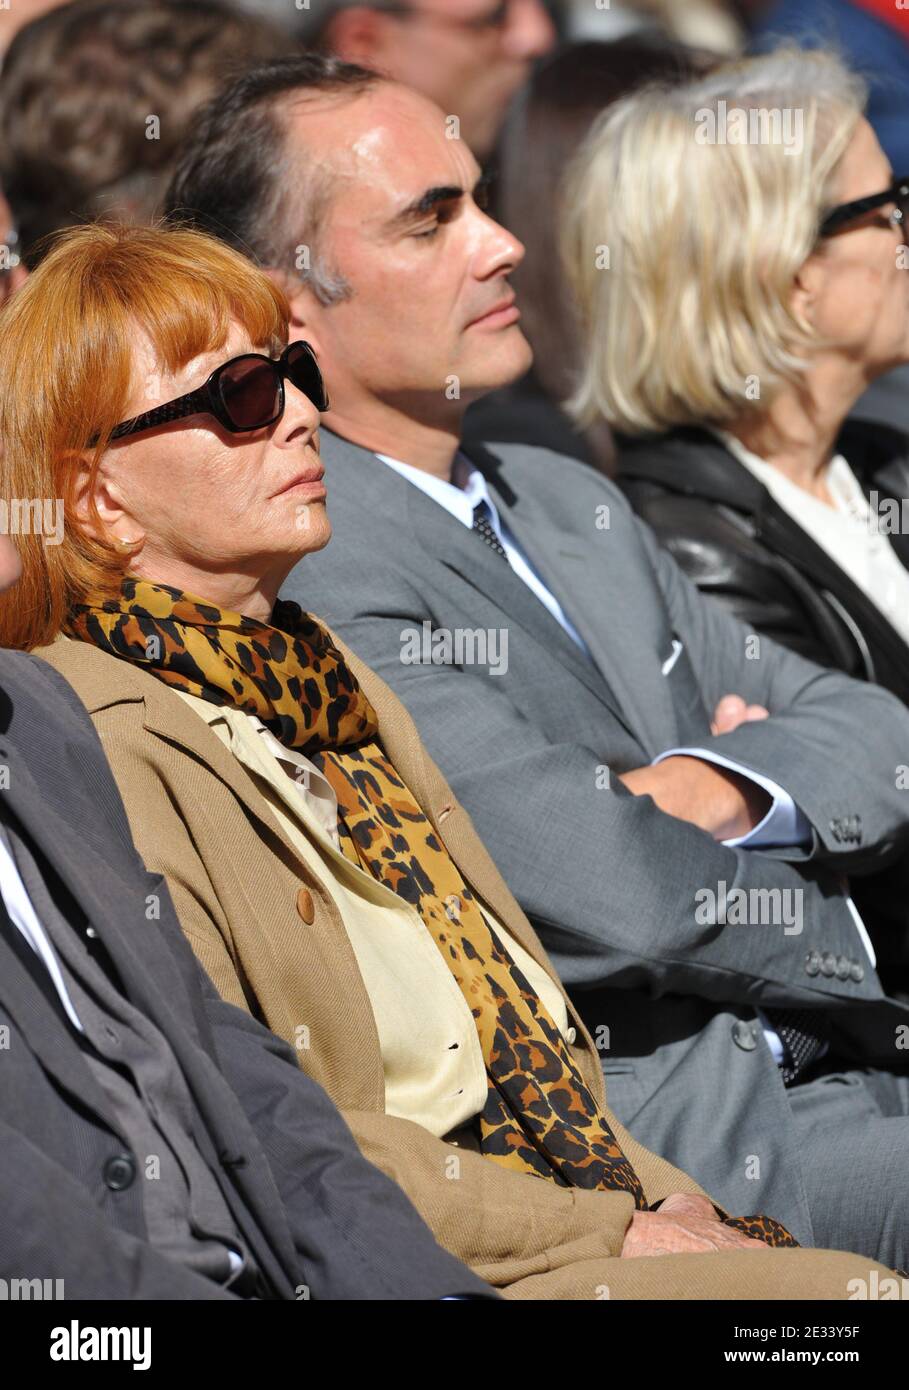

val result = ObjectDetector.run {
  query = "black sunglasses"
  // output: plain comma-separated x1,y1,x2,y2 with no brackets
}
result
819,176,909,239
95,341,329,446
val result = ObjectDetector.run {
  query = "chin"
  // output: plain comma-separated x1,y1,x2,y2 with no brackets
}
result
466,334,534,395
293,512,333,559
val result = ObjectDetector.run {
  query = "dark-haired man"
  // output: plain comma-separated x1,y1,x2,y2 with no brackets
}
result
165,56,909,1270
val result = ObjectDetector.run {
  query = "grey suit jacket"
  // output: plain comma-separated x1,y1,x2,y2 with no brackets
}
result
283,428,909,1243
0,647,490,1300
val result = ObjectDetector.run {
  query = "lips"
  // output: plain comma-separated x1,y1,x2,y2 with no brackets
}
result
273,468,326,499
468,295,520,328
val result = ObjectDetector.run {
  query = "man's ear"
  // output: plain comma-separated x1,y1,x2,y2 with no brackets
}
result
264,266,326,359
323,7,391,68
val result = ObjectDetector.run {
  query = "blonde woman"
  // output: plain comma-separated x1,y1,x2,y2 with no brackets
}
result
565,48,909,705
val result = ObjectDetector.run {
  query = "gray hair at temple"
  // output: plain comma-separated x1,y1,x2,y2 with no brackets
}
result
163,54,384,307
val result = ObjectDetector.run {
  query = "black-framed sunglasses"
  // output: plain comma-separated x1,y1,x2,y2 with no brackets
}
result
94,341,329,447
819,176,909,239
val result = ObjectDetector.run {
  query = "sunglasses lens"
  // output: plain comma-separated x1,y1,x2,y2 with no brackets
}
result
286,342,330,412
899,190,909,239
219,357,282,430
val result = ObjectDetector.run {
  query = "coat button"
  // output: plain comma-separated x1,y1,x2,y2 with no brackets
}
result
103,1154,136,1191
850,961,865,983
565,1026,577,1045
805,950,821,976
820,952,837,977
296,888,315,925
732,1019,758,1051
835,955,851,980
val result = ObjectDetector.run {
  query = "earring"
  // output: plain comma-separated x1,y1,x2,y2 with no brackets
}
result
115,536,138,550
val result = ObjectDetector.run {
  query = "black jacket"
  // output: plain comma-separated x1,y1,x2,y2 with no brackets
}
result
0,647,490,1301
616,421,909,705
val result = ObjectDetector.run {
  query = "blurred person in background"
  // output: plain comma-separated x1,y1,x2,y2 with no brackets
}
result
0,0,294,269
234,0,558,161
0,190,27,310
463,36,715,474
563,0,744,53
748,0,909,175
0,0,66,59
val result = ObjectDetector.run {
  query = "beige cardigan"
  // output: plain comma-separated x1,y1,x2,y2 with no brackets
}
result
35,634,885,1299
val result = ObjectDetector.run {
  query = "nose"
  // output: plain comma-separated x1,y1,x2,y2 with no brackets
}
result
474,207,526,280
276,376,322,445
504,0,558,60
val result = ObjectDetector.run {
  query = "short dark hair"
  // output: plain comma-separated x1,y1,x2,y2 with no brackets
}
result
0,0,296,267
164,54,380,304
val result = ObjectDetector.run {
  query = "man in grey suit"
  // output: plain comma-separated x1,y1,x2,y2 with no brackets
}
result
166,57,909,1268
0,534,490,1300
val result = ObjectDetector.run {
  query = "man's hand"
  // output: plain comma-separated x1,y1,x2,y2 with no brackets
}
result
618,755,771,840
620,1193,768,1258
618,694,772,839
710,694,769,737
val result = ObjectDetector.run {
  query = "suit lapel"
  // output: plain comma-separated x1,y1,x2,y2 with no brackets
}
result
473,445,678,754
0,885,119,1128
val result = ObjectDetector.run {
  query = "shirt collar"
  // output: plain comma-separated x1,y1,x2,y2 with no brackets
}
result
375,450,503,533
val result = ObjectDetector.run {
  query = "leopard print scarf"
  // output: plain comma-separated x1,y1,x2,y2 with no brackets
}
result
68,578,797,1247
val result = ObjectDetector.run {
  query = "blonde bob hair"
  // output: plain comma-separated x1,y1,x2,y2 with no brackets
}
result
563,47,867,435
0,221,288,651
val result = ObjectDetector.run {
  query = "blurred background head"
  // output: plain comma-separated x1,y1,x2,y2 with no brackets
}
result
0,189,27,310
235,0,558,160
0,0,295,269
0,0,67,59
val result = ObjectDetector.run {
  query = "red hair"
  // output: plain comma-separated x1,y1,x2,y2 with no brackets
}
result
0,220,288,649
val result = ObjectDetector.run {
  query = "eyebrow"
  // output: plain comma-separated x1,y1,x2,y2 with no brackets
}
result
385,173,491,231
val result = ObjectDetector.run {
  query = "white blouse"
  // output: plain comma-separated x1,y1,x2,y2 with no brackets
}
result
713,429,909,648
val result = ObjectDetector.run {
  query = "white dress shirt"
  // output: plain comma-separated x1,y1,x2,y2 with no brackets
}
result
0,829,85,1031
